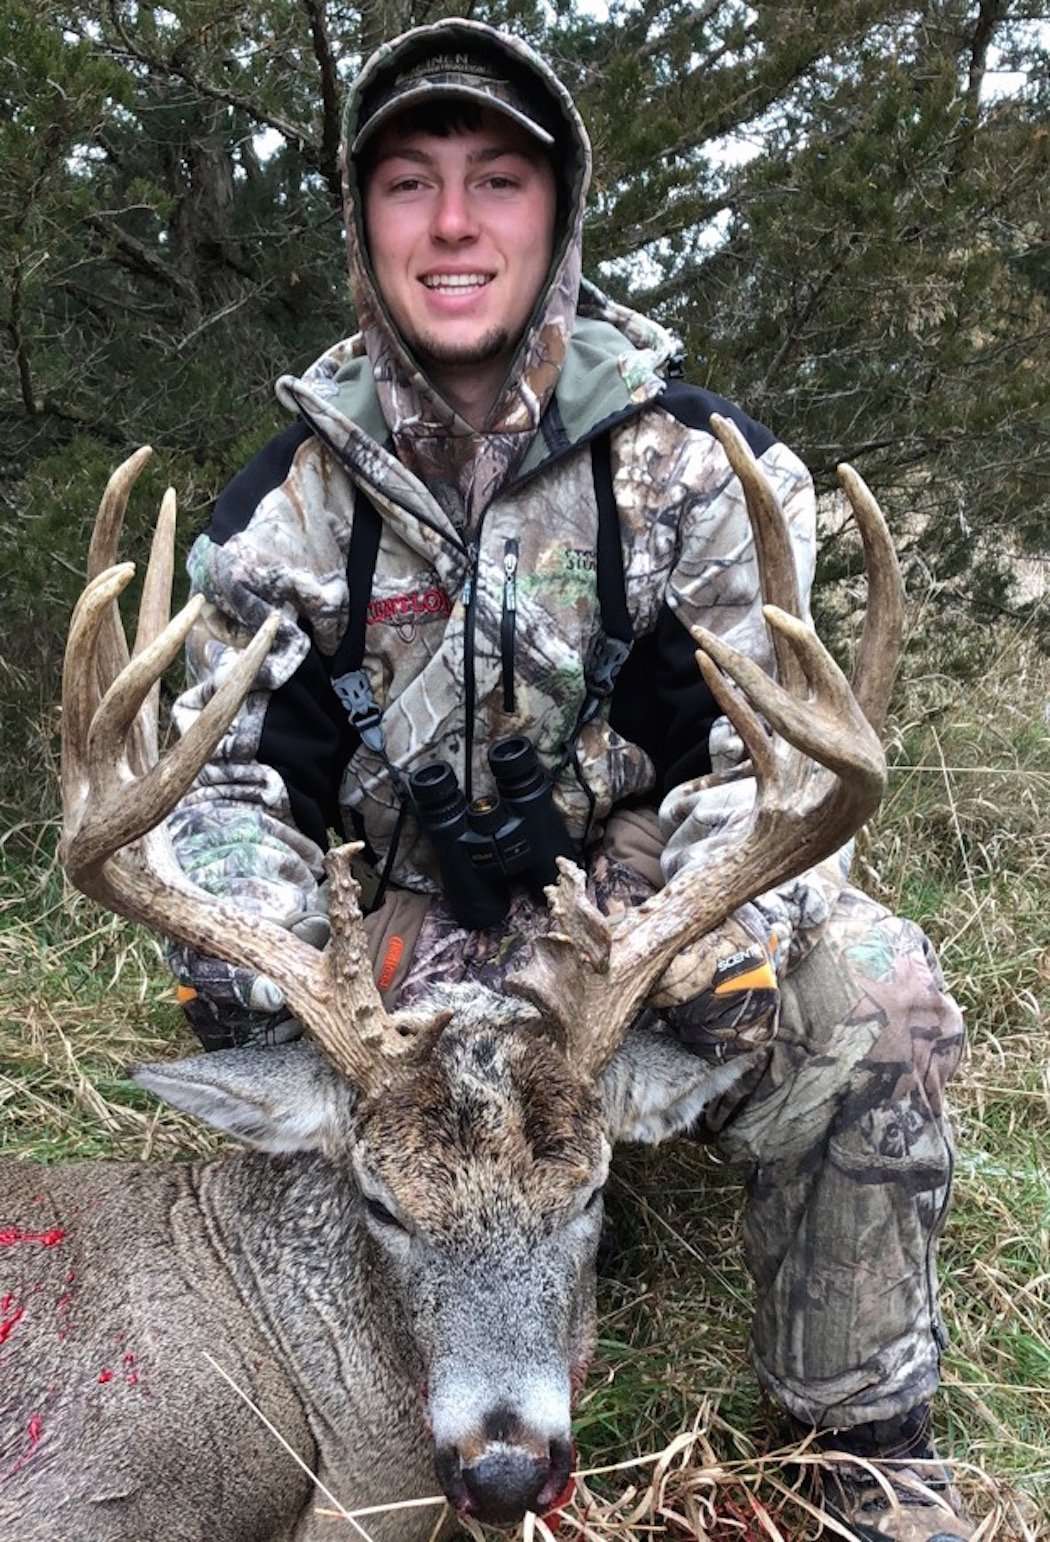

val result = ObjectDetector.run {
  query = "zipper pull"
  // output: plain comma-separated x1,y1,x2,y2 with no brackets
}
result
501,538,520,715
462,538,481,607
503,538,518,610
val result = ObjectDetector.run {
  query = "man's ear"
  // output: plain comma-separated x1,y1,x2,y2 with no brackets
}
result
132,1040,355,1153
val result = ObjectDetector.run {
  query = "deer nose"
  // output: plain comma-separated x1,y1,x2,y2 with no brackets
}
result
434,1430,573,1529
438,1434,572,1527
461,1446,548,1524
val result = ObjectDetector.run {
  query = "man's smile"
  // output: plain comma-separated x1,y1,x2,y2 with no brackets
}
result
420,272,495,290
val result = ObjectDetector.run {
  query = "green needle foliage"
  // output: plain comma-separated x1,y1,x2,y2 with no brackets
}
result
2,2,1048,832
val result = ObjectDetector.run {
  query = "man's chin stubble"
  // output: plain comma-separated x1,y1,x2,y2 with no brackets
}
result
413,326,511,371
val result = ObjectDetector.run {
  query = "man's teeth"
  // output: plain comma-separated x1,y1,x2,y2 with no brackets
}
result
421,274,492,290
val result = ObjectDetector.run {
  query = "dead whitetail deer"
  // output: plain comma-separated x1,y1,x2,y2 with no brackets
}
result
2,421,901,1542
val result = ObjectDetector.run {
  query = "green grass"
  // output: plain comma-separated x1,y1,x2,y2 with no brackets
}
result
2,627,1049,1538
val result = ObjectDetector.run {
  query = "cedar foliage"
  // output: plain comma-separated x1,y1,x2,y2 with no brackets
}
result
2,0,1048,822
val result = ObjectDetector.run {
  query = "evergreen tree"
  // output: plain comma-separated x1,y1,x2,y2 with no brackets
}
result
2,0,1047,822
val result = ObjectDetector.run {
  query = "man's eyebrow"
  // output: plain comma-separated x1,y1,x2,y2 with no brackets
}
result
466,145,537,165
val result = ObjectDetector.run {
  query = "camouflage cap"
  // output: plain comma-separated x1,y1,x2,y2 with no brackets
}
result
352,49,558,156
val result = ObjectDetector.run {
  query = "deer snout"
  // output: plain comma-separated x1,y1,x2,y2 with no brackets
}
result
435,1421,574,1527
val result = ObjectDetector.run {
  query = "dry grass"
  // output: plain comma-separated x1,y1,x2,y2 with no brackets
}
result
2,625,1048,1539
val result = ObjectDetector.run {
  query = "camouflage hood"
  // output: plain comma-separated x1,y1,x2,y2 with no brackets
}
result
338,19,593,527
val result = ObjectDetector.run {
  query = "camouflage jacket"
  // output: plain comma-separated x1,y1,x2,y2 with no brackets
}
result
169,20,848,980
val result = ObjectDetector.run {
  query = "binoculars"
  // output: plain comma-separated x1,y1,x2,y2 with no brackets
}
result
409,736,577,931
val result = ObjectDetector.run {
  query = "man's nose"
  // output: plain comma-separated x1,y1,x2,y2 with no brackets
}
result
430,186,478,244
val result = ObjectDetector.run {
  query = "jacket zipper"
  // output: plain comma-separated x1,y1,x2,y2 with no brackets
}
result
501,538,519,714
462,538,480,801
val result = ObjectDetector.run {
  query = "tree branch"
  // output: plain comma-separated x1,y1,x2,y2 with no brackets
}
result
103,2,323,183
300,0,344,206
7,261,38,416
84,212,201,316
951,0,1008,179
0,399,128,447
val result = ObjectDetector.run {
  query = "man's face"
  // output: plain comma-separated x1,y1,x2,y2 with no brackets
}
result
362,108,558,389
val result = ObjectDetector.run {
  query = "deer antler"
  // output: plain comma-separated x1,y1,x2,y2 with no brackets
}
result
507,414,904,1078
60,449,446,1088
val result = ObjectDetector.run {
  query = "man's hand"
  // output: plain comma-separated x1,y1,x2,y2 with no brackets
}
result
170,906,331,1052
649,906,780,1052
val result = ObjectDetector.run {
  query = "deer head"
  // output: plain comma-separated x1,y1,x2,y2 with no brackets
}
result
59,427,901,1527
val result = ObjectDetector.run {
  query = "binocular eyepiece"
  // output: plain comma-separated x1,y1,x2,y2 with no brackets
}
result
409,736,576,931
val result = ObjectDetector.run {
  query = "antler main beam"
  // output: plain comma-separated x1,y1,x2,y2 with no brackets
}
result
508,415,903,1076
60,449,444,1088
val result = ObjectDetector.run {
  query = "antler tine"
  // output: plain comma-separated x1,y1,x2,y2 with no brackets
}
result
509,441,902,1081
61,564,134,826
86,449,152,709
87,446,154,582
79,449,162,782
692,643,776,787
62,456,444,1092
130,485,178,767
709,414,806,697
63,568,272,874
835,463,904,733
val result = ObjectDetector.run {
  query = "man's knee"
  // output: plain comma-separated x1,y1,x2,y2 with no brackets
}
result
787,889,965,1108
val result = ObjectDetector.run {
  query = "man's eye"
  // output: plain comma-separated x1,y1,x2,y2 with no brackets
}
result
389,177,423,193
364,1195,405,1230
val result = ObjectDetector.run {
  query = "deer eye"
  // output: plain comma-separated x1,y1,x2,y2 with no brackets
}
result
583,1185,604,1212
364,1195,405,1231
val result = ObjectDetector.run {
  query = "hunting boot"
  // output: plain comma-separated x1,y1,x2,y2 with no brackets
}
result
804,1404,975,1540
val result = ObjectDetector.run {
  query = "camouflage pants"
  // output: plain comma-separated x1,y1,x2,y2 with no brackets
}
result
707,885,964,1428
384,866,965,1431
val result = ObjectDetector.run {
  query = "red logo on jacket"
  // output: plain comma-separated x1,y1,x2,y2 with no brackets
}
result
366,585,453,626
366,584,453,643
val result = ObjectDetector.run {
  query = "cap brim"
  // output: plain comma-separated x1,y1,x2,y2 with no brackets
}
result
352,83,555,157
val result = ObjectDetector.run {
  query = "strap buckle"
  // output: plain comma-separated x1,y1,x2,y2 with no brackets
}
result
585,634,632,699
332,668,386,753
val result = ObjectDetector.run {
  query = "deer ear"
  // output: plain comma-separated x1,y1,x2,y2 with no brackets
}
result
599,1027,758,1145
132,1040,355,1153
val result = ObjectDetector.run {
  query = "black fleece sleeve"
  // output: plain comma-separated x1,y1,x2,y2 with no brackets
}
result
256,635,359,851
609,599,722,798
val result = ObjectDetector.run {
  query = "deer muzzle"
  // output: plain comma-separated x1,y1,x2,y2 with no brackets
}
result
435,1427,574,1526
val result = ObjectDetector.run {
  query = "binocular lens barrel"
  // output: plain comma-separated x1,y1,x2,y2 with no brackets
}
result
409,760,464,821
488,735,544,799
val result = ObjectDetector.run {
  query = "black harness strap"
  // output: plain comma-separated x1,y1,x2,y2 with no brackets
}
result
593,428,633,651
559,431,635,756
328,487,405,914
330,485,382,684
